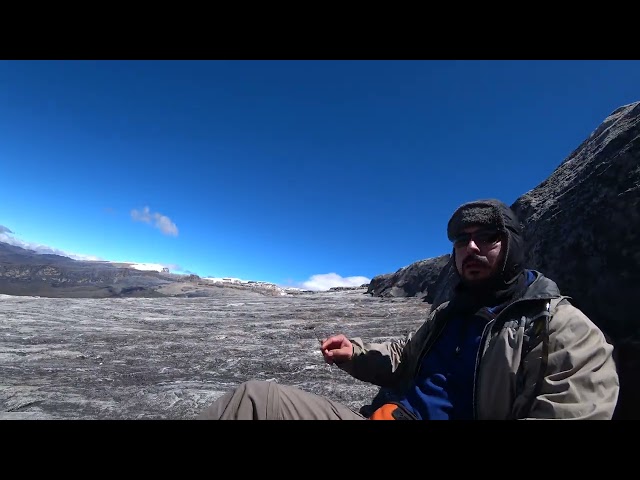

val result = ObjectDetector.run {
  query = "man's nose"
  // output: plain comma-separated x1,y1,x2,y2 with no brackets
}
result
465,240,480,252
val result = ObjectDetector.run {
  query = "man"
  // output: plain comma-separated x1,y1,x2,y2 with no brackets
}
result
197,199,619,420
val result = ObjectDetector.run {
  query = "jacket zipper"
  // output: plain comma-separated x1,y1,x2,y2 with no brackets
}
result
473,319,496,420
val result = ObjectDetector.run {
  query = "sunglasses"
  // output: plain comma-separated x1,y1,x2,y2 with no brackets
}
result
452,229,502,249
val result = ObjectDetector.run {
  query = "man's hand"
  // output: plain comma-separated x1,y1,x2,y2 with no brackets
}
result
320,334,353,365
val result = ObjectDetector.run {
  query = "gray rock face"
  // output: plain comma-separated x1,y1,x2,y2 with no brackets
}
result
366,101,640,419
367,255,450,301
513,101,639,336
0,289,428,419
512,101,640,420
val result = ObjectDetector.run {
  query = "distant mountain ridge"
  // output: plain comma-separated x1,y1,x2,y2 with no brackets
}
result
0,241,305,298
0,241,172,298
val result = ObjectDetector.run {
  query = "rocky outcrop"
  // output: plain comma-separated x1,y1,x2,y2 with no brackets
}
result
329,286,368,292
367,101,640,419
512,101,640,420
367,255,450,300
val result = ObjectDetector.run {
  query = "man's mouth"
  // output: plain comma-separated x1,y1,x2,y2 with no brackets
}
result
463,260,487,269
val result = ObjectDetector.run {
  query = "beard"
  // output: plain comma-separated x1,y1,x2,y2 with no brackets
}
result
459,254,494,285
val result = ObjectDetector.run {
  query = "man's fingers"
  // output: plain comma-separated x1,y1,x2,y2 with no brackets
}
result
320,334,346,350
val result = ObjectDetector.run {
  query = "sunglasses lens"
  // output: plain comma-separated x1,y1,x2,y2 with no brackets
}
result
476,231,500,244
453,233,471,248
453,230,500,248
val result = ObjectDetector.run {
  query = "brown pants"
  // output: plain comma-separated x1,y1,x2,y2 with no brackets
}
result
196,380,367,420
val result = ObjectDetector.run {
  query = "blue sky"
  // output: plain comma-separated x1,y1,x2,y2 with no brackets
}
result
1,60,639,290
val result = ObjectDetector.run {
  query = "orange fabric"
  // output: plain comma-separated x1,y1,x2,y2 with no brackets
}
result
369,403,399,420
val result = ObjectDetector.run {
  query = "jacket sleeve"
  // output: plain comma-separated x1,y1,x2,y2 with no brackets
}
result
335,309,438,388
335,335,411,388
516,302,620,419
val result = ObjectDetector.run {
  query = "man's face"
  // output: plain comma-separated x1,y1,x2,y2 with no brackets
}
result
453,225,504,283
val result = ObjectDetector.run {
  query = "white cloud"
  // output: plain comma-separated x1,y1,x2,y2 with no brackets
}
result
0,229,103,261
117,262,185,273
165,263,184,272
66,252,104,261
301,273,371,292
131,206,178,236
125,262,165,272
